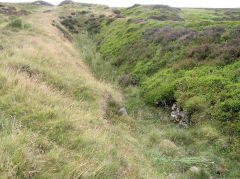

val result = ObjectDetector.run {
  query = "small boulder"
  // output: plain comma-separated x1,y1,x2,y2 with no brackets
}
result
179,121,188,128
189,166,200,174
119,107,127,116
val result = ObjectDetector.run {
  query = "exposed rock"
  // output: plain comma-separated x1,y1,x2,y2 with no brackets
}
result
189,166,200,173
171,102,184,122
179,121,188,129
119,107,127,116
171,102,190,128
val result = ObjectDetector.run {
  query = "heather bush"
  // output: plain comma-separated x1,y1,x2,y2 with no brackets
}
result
187,44,213,60
172,59,198,71
222,45,240,64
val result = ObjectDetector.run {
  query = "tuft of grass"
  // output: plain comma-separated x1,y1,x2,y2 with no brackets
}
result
8,18,23,29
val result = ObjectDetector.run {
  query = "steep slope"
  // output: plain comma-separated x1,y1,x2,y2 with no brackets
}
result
0,6,155,178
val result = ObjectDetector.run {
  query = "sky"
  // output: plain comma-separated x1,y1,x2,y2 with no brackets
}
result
1,0,240,8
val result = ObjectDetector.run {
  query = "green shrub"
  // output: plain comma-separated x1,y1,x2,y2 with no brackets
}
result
8,18,23,29
184,96,208,118
141,80,175,106
77,9,90,14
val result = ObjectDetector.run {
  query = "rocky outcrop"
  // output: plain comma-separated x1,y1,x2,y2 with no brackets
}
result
171,102,189,128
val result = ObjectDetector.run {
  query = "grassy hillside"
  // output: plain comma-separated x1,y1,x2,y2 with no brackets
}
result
0,2,240,178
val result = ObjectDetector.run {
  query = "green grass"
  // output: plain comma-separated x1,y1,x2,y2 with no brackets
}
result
58,4,240,178
67,4,240,135
72,19,240,178
0,3,240,178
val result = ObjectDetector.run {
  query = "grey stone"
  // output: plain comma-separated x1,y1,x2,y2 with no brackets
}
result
179,121,188,128
119,107,127,116
190,166,200,173
171,103,187,124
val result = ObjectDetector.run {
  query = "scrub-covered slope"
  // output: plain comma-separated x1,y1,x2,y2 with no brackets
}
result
64,4,240,135
0,2,240,178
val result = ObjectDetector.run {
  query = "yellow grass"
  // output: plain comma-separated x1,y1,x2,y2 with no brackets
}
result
0,8,161,178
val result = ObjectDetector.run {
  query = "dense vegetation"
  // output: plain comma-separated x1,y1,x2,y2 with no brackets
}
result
0,1,240,178
62,5,240,136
